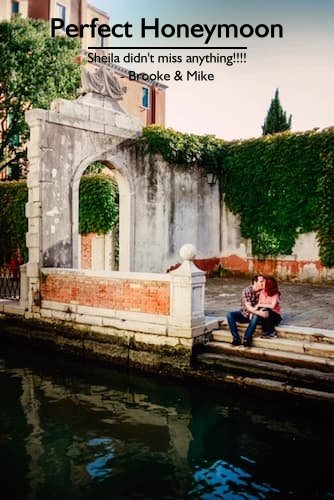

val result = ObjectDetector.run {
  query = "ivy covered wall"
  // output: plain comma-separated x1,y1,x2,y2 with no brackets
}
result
142,126,334,267
0,180,28,263
0,175,119,264
79,174,119,235
1,128,333,274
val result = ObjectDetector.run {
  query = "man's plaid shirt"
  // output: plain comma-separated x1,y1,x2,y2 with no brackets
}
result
240,285,259,318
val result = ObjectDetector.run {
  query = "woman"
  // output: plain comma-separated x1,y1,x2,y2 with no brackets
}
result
254,277,282,338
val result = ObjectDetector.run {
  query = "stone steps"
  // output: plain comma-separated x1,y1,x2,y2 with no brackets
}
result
211,330,334,360
218,319,334,344
195,354,334,403
198,353,334,394
196,322,334,402
206,339,334,372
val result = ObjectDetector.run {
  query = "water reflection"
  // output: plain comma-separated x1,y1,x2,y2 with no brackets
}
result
190,459,279,499
87,438,114,480
0,343,333,499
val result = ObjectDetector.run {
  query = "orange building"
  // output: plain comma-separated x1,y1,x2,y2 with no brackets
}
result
0,0,166,126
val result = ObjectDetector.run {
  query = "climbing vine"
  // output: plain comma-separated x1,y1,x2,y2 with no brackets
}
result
317,152,334,267
222,129,333,256
79,174,119,235
0,175,119,263
141,125,225,174
142,126,334,265
1,129,333,268
0,181,28,263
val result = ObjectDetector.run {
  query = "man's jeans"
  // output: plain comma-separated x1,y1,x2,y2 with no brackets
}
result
227,310,261,343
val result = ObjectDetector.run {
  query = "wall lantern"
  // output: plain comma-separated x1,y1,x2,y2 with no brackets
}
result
206,171,218,186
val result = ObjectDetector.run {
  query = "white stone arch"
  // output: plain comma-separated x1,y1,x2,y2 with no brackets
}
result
72,150,136,272
25,90,142,305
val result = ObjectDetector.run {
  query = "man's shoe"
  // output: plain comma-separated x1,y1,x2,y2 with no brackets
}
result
232,339,241,346
243,339,252,347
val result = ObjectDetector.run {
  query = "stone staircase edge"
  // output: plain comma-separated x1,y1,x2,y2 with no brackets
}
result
207,341,334,369
195,354,334,402
211,331,334,356
217,319,334,338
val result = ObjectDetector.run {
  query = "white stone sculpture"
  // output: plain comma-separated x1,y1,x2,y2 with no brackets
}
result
82,65,127,100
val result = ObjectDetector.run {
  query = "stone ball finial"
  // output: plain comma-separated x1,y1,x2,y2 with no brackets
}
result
180,244,197,261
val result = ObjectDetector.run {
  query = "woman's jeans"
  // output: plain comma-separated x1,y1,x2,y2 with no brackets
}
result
261,309,281,333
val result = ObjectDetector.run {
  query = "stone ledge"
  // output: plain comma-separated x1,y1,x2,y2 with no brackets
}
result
217,321,334,340
277,324,334,338
207,341,334,372
41,301,169,326
41,268,171,282
0,315,193,374
197,353,334,402
3,302,25,316
212,330,334,356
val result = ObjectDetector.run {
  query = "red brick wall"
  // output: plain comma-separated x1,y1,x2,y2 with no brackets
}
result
41,273,170,315
81,234,93,269
220,255,324,278
168,255,328,280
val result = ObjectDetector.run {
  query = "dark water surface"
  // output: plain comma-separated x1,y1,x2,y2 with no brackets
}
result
0,342,333,500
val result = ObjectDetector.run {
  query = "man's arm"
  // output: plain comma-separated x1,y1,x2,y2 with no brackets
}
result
242,287,258,314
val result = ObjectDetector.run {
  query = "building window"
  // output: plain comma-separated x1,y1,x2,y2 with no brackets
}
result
12,1,19,14
142,87,150,109
56,3,67,29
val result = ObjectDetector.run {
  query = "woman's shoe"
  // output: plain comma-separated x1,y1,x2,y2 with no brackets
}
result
243,339,252,347
261,331,277,339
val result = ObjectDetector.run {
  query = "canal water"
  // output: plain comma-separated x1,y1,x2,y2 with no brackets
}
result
0,342,333,500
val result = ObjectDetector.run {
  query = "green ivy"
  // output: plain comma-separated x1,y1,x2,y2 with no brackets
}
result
222,130,331,257
79,174,119,235
0,175,119,263
317,152,334,267
141,125,225,174
1,129,333,268
142,126,334,265
0,180,28,263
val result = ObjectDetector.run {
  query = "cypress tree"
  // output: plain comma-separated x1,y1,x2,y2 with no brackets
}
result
262,89,292,135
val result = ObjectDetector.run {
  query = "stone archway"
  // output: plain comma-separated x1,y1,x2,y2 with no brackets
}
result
25,68,142,303
72,152,135,272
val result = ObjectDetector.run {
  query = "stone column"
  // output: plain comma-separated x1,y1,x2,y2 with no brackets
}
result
25,109,47,310
19,263,28,309
168,244,206,338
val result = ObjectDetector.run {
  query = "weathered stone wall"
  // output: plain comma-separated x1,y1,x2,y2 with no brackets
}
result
116,143,334,281
220,207,334,282
25,92,333,284
117,142,221,273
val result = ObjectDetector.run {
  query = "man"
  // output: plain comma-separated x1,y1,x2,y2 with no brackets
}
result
226,275,265,347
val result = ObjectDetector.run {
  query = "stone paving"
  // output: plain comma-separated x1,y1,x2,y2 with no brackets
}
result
205,277,334,330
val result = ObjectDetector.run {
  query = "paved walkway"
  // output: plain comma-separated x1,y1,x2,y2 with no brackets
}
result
205,277,334,330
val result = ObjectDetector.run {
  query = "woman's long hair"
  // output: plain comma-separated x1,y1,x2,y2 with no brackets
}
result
264,277,280,297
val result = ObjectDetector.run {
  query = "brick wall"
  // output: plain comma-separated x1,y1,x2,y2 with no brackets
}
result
41,272,170,315
220,255,325,280
81,234,93,269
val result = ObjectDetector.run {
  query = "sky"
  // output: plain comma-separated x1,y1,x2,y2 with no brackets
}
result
90,0,334,140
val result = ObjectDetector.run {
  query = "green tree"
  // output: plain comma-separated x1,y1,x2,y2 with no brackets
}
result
262,88,292,135
0,16,81,177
